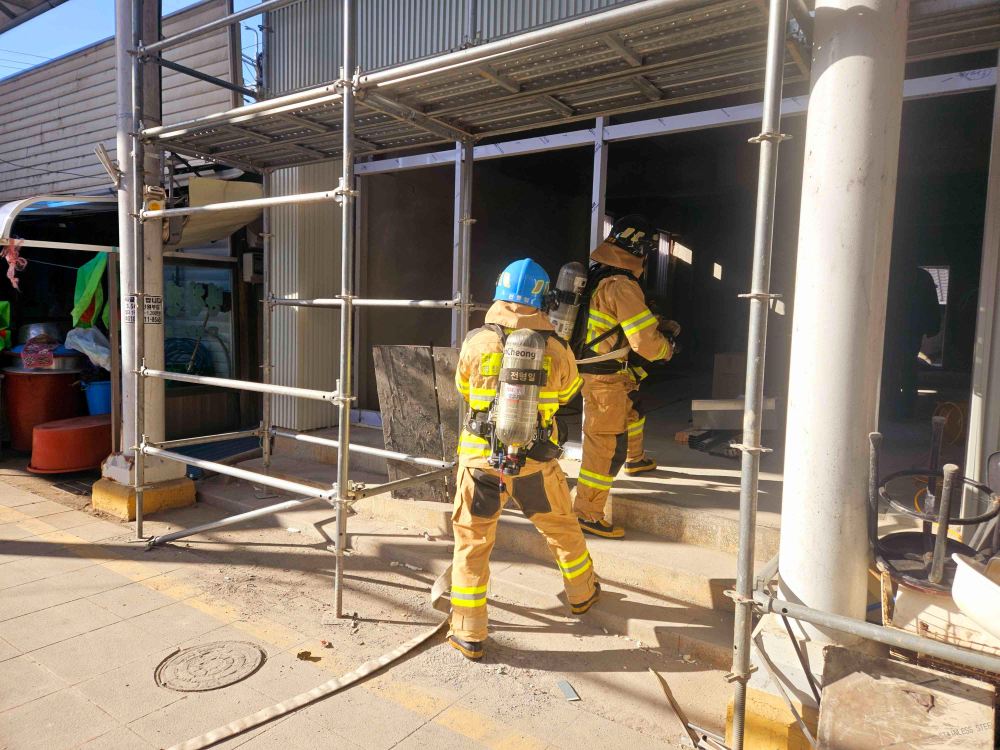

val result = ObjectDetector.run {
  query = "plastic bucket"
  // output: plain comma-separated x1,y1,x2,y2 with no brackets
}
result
82,380,112,415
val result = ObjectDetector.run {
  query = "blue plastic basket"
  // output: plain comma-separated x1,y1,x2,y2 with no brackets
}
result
82,380,112,415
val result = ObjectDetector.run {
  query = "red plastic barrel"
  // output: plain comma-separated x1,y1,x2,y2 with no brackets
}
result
27,414,112,474
3,370,84,451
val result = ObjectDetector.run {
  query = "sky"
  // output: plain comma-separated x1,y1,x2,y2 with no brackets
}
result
0,0,261,82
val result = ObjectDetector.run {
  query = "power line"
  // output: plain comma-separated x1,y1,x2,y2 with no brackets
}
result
0,155,93,179
0,48,51,60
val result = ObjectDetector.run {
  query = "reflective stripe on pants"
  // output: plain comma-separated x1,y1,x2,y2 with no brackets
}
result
450,461,598,643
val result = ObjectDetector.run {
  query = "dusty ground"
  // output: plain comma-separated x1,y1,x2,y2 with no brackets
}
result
0,454,730,750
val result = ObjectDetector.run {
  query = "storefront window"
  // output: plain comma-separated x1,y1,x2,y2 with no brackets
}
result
164,264,235,385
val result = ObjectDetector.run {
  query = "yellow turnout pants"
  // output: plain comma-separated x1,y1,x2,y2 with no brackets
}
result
450,460,597,643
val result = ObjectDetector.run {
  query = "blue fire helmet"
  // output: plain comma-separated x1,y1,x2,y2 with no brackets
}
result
494,259,550,309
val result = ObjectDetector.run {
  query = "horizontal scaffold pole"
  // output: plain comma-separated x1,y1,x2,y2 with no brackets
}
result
142,444,336,500
349,466,456,500
148,428,260,450
271,427,455,469
140,0,310,57
141,190,342,220
269,297,461,309
141,368,338,402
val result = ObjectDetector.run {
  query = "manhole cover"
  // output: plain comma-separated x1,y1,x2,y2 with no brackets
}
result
154,641,266,692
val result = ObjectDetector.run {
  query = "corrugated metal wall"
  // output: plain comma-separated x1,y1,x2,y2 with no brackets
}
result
270,0,632,94
270,161,342,430
0,0,236,200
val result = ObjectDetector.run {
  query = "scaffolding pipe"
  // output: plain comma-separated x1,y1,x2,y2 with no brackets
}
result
262,171,273,470
350,467,456,499
141,0,706,144
142,443,336,499
131,0,147,540
148,428,261,450
271,427,455,469
141,190,341,220
754,590,1000,675
334,0,357,620
141,368,338,401
730,0,788,743
152,55,259,99
269,297,461,308
148,496,325,548
139,0,308,56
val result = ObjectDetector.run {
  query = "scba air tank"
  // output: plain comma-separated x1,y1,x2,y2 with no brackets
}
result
493,329,546,448
548,262,587,340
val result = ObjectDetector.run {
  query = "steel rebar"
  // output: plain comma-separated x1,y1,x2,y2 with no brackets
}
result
730,0,789,744
334,0,357,620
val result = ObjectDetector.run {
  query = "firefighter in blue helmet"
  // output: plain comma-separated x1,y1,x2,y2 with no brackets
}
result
449,259,599,660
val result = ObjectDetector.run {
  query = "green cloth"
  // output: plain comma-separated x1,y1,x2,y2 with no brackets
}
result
72,254,107,329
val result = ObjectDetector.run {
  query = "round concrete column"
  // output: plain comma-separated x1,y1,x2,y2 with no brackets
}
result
779,0,909,640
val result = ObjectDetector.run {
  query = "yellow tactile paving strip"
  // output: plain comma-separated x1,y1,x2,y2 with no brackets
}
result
0,496,552,750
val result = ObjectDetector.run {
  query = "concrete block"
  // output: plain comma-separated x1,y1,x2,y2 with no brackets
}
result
15,500,74,519
88,581,177,619
0,561,47,590
92,477,196,521
726,687,817,750
129,600,232,645
32,620,169,685
393,720,490,750
0,688,119,750
48,562,133,598
127,682,275,749
0,520,44,542
17,548,100,579
0,577,83,623
0,598,120,652
40,510,105,531
0,635,20,662
0,654,69,712
233,713,362,749
302,685,429,750
75,727,156,750
76,646,185,723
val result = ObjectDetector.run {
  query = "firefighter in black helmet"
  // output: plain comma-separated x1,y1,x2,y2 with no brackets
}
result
573,215,680,539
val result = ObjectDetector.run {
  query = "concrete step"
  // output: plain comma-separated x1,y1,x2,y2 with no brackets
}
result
345,513,735,670
354,493,758,613
272,424,392,478
608,491,780,562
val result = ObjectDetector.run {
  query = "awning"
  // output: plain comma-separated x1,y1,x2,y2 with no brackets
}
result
0,0,69,35
142,0,1000,173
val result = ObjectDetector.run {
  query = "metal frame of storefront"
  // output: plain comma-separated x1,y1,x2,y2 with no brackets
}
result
119,3,1000,738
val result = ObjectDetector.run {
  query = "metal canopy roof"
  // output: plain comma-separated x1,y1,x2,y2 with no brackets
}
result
0,0,68,34
145,0,1000,173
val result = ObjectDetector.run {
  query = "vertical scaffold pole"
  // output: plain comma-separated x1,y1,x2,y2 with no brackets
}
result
262,170,273,470
131,0,147,540
334,0,357,619
729,0,789,744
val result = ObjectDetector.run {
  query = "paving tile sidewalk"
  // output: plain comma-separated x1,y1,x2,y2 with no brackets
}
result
0,474,728,750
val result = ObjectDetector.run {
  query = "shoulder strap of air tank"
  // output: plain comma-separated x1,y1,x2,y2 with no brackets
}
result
486,323,508,346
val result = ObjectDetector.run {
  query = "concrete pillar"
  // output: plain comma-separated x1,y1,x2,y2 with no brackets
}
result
779,0,909,638
97,0,190,519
